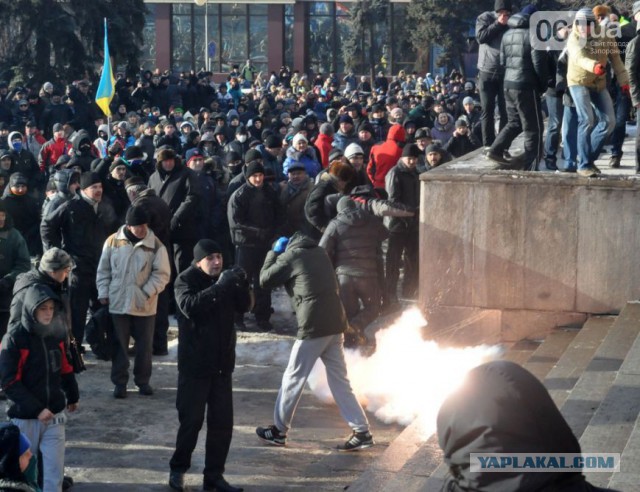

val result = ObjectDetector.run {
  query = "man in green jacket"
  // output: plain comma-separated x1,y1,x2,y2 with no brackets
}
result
256,232,374,451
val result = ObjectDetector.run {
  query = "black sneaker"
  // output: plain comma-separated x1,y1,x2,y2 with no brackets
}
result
337,431,375,452
168,471,185,491
62,475,74,490
256,425,287,446
256,319,273,332
485,150,510,166
113,385,127,399
203,475,244,492
138,384,154,396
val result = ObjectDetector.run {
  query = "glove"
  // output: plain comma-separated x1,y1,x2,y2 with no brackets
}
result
621,84,631,98
273,236,289,254
230,265,248,283
593,63,606,76
216,270,237,290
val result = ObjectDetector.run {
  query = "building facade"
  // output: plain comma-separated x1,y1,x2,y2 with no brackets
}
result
141,0,420,78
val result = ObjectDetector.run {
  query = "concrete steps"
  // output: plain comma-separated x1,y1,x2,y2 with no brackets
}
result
349,304,640,491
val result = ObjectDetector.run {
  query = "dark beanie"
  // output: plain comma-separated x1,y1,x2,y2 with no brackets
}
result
125,206,149,226
264,134,282,148
245,161,265,178
124,176,146,189
425,144,443,154
109,158,126,173
80,172,101,189
244,148,262,164
9,172,28,187
225,151,241,164
494,0,512,11
402,143,422,158
193,239,222,263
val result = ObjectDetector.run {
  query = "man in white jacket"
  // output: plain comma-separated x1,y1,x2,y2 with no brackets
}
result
96,206,171,399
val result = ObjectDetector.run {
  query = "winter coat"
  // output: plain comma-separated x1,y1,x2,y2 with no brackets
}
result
304,174,342,238
320,206,387,278
369,118,391,143
437,360,619,492
431,114,456,144
37,137,70,173
41,169,78,219
148,161,201,243
39,102,73,139
257,144,285,183
279,177,312,237
0,191,40,256
444,132,481,158
332,129,358,152
567,19,629,91
476,11,509,77
501,14,548,92
6,148,38,190
627,30,640,106
175,264,252,376
384,161,419,233
259,232,348,340
96,227,170,316
40,195,118,276
0,214,30,312
0,284,79,420
314,133,333,169
283,146,321,178
227,181,284,247
367,124,406,189
71,130,98,172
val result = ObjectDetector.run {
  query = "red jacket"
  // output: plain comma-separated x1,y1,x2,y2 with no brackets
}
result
38,136,70,172
315,133,334,169
367,124,405,189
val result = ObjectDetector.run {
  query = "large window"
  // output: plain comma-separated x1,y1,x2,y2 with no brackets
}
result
171,3,268,73
284,5,294,69
140,4,157,70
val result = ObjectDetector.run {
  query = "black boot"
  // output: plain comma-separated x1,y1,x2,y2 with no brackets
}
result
169,471,185,491
203,475,243,492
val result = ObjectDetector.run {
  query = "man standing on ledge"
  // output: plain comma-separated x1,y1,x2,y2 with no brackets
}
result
256,232,374,451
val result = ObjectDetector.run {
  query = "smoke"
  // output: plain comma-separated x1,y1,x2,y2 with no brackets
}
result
307,307,502,427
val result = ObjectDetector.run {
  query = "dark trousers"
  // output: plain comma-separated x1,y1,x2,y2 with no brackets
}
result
170,373,233,483
69,270,97,344
0,312,9,340
338,275,380,332
490,88,544,171
478,74,508,147
385,230,419,301
174,240,196,275
611,86,631,157
111,314,155,386
153,287,170,354
635,124,640,173
544,92,563,168
235,245,271,321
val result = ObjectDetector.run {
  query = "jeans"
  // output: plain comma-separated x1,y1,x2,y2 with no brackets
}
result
568,85,615,169
13,415,66,492
561,105,579,171
111,314,155,386
544,92,563,168
610,85,631,157
274,334,369,434
478,73,507,147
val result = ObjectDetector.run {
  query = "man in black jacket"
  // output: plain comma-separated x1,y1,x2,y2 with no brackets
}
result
227,161,284,332
384,144,421,307
485,5,548,171
169,239,251,492
148,147,201,273
41,172,118,346
476,0,511,146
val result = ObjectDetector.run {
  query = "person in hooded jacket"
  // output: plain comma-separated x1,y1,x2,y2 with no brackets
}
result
91,157,130,225
93,124,110,158
319,197,387,347
38,124,70,179
366,124,406,190
6,131,39,194
41,169,80,220
1,173,41,257
283,134,321,178
0,284,79,492
279,161,312,237
0,203,30,337
315,123,334,169
437,360,620,492
444,118,482,158
69,130,98,172
0,423,40,492
431,112,456,144
148,147,201,273
224,126,251,158
332,115,359,152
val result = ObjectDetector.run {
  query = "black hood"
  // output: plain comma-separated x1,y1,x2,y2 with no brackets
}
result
0,203,14,230
53,169,79,195
72,129,92,155
437,360,582,491
20,284,66,340
0,423,22,481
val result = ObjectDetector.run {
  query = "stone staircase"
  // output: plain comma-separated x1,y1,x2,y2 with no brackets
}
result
348,302,640,492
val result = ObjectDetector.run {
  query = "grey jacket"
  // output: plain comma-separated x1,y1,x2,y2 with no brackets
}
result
476,11,509,77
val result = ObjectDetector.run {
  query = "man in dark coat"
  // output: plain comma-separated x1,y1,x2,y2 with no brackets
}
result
256,232,374,451
320,197,388,347
1,173,41,256
227,161,284,332
41,172,118,345
384,144,421,307
169,239,252,492
148,147,201,273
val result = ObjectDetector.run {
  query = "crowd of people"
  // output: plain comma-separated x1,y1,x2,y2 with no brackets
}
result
1,1,638,486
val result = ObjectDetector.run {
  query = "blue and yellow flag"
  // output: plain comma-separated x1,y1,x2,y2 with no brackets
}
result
95,18,115,117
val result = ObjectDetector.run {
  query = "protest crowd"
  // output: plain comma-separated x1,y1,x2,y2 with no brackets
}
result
0,0,637,489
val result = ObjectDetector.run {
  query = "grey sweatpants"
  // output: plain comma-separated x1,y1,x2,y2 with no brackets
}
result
274,333,369,434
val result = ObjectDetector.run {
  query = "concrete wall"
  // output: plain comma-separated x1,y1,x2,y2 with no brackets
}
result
419,154,640,344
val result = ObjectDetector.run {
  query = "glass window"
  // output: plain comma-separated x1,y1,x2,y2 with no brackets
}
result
250,4,268,16
172,7,193,72
249,15,268,72
140,4,157,70
194,9,220,72
221,14,247,72
221,4,247,16
391,4,417,75
172,4,191,16
309,2,332,16
284,7,294,69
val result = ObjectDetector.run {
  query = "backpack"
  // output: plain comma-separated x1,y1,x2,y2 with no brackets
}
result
84,305,114,361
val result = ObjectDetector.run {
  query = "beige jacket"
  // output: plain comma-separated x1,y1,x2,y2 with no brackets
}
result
567,21,629,91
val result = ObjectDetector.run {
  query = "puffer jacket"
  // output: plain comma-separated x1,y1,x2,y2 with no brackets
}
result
41,169,79,219
227,181,284,247
476,10,509,77
0,284,79,420
259,232,347,340
384,161,419,233
280,177,312,237
96,226,170,316
367,124,406,189
567,19,629,91
319,206,387,278
283,146,321,178
625,27,640,106
501,14,548,92
0,213,30,312
175,264,252,376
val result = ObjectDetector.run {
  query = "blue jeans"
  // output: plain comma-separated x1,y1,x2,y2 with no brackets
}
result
568,86,615,169
610,84,631,157
544,92,563,167
561,105,579,171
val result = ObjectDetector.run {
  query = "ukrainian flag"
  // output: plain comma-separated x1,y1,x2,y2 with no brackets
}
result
95,18,115,117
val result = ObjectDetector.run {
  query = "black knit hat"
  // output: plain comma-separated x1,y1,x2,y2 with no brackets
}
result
124,176,146,189
402,143,422,158
244,161,265,178
193,239,222,263
80,172,101,189
109,158,126,173
264,134,282,148
9,172,28,187
244,148,262,164
125,206,149,226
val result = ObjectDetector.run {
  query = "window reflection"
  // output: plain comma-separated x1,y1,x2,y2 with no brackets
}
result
140,5,156,70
